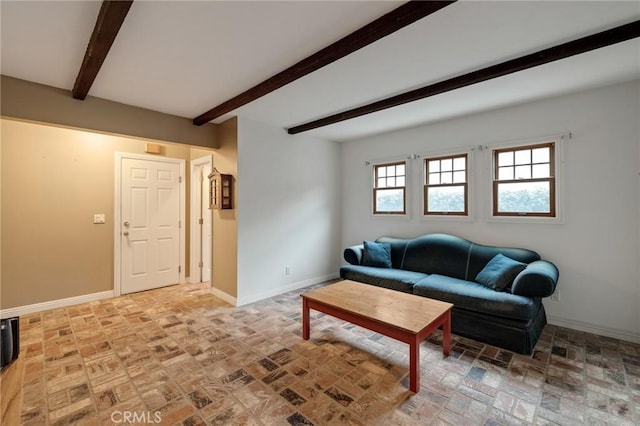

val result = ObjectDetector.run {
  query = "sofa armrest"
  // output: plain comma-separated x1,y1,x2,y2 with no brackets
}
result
511,260,559,298
344,245,364,265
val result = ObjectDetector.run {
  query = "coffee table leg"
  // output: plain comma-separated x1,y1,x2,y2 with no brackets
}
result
302,298,310,340
443,310,451,356
409,338,419,393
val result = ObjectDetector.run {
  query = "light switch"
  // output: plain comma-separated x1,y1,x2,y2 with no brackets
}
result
93,214,106,224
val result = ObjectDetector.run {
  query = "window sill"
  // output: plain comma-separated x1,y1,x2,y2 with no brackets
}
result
422,214,474,223
487,215,564,225
371,213,412,221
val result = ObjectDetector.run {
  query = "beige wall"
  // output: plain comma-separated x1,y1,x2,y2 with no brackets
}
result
1,77,240,309
0,119,194,309
190,148,214,161
1,75,218,149
212,118,238,298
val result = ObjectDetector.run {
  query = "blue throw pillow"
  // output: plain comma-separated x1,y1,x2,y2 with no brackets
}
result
475,253,526,290
362,241,392,268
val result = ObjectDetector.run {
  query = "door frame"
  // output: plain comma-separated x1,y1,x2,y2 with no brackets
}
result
114,152,186,296
189,155,213,284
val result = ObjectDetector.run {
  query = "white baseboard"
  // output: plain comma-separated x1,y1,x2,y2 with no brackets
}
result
209,286,237,306
236,273,339,306
210,273,339,307
0,290,115,318
548,315,640,345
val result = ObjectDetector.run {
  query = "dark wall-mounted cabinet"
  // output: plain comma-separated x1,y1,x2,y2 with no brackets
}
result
208,169,233,210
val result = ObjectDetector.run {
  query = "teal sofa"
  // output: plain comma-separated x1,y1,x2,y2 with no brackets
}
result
339,233,559,354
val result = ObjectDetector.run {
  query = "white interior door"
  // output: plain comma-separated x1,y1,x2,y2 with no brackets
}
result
201,163,212,282
190,157,212,283
120,157,181,294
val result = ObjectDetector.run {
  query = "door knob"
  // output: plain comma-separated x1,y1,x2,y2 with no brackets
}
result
123,221,130,228
123,231,129,236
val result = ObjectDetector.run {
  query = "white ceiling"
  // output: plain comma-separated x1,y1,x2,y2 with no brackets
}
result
1,1,639,142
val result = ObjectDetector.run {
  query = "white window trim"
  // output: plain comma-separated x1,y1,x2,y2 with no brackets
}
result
485,133,567,224
368,156,411,219
420,146,475,223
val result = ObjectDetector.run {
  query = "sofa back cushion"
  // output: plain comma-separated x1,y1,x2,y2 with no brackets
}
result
388,234,472,279
376,233,541,281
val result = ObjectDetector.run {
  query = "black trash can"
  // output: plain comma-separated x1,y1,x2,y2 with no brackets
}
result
0,316,19,371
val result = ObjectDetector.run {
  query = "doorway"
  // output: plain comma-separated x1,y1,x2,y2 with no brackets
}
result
190,155,212,284
115,153,186,295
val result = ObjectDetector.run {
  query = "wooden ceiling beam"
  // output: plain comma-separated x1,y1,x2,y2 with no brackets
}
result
288,20,640,135
192,1,456,126
72,0,134,100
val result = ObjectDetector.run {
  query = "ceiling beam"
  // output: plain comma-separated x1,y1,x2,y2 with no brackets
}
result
192,1,456,125
72,0,134,100
288,20,640,135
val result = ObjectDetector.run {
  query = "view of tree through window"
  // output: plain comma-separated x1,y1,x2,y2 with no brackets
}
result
493,142,555,217
424,154,468,215
370,141,557,220
373,161,406,214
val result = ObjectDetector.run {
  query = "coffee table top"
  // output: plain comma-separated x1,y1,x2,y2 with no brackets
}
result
301,280,453,334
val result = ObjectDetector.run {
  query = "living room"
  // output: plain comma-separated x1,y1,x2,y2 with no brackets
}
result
2,1,639,424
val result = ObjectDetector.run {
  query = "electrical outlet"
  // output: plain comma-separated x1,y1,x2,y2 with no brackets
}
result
285,266,291,276
93,214,106,224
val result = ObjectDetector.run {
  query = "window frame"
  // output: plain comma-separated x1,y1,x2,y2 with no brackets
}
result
423,153,469,216
492,141,557,218
372,160,407,215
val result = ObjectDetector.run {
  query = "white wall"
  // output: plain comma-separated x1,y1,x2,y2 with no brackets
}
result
340,80,640,343
236,117,342,304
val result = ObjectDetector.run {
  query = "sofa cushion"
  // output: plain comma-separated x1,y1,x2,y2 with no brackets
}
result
475,253,526,290
373,237,410,269
339,265,428,293
413,274,540,321
467,243,539,281
362,241,392,268
393,234,471,279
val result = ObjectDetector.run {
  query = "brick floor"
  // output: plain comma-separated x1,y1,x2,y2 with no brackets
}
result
12,281,640,425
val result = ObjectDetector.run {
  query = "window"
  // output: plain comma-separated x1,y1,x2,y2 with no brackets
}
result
424,154,468,215
373,161,406,214
493,142,555,217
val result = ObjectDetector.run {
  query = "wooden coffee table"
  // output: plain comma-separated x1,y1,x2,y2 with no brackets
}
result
301,280,453,393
